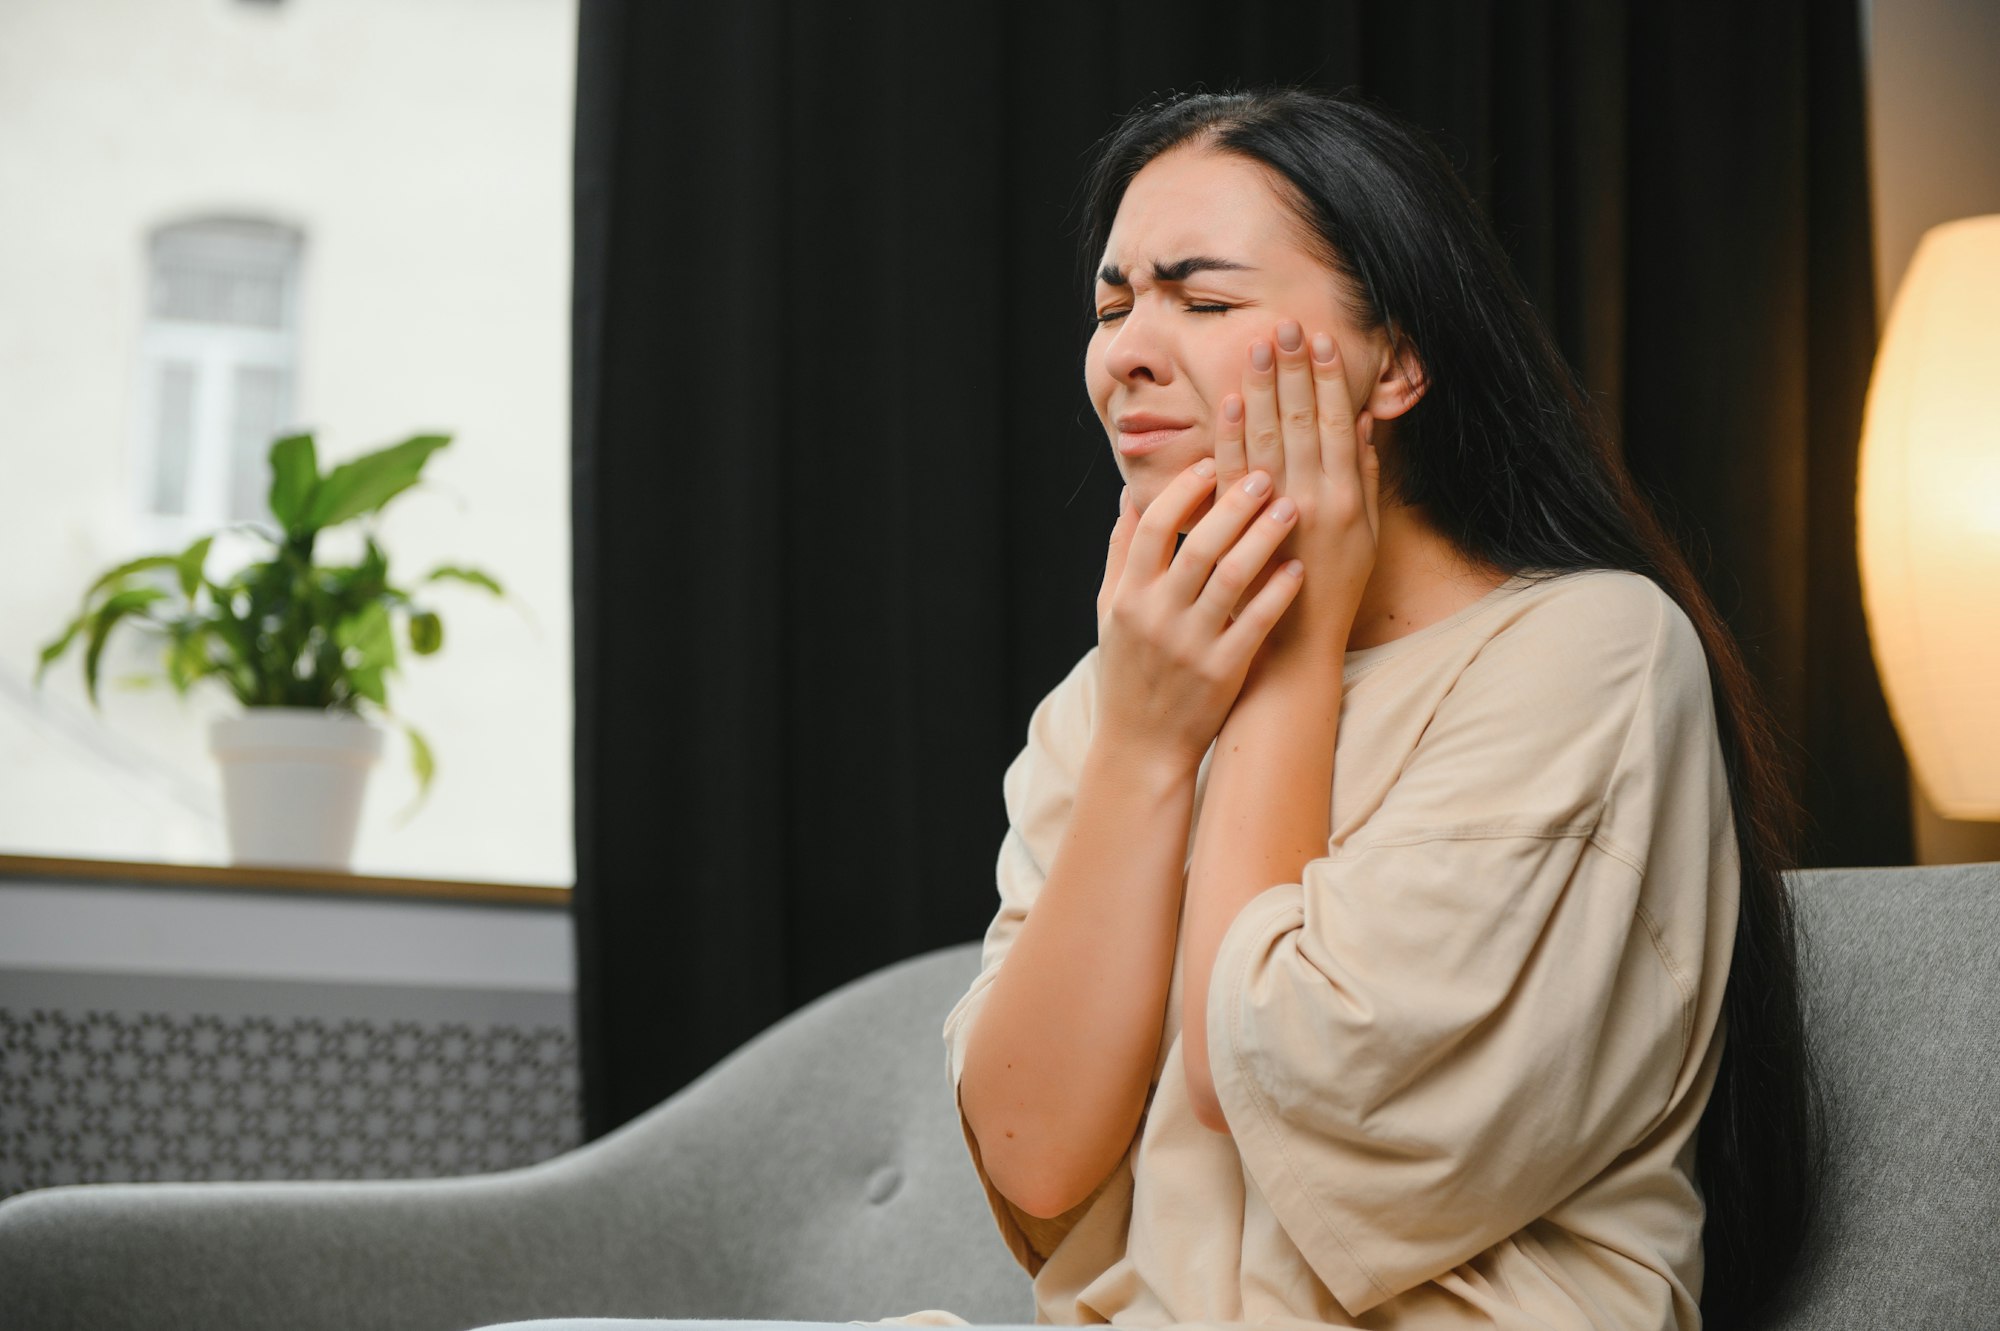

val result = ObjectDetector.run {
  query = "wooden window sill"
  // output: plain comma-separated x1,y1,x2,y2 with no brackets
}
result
0,852,569,909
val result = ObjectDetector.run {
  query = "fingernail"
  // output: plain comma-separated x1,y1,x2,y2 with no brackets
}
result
1276,321,1302,352
1312,333,1336,363
1120,484,1129,512
1250,341,1273,371
1194,457,1216,477
1223,395,1243,423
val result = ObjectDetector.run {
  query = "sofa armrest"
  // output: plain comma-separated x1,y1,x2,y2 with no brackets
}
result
0,1155,714,1331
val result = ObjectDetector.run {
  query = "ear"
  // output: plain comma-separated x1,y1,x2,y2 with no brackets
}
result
1362,330,1427,422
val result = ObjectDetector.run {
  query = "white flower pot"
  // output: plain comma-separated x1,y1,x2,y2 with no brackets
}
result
208,707,385,870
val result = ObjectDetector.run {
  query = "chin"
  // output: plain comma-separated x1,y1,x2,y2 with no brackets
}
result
1126,456,1216,531
1129,486,1215,536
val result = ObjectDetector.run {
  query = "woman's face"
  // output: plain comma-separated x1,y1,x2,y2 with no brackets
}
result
1085,146,1395,531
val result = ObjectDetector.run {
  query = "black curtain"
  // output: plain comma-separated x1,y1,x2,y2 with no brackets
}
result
571,0,1907,1139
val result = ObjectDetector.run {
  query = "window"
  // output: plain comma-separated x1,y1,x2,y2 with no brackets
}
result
0,0,577,888
136,218,304,531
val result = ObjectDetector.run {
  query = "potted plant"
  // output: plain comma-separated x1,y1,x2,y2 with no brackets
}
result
35,430,507,871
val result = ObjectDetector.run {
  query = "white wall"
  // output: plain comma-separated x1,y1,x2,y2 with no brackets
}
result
1862,0,2000,864
1866,0,2000,313
0,0,576,886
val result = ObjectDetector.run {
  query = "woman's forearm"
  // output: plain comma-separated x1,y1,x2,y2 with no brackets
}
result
959,734,1198,1219
1181,656,1344,1132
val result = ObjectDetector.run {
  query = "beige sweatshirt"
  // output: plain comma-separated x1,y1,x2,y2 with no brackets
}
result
863,567,1738,1330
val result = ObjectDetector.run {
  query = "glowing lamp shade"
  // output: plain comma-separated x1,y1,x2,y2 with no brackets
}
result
1857,214,2000,820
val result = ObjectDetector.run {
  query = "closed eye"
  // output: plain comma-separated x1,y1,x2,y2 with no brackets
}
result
1094,303,1233,325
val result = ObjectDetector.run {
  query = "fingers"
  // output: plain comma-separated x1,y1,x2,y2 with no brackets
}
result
1241,336,1284,498
1097,484,1137,622
1243,321,1370,500
1273,320,1321,488
1122,460,1218,586
1214,392,1248,497
1173,468,1299,636
1218,542,1305,657
1310,330,1359,484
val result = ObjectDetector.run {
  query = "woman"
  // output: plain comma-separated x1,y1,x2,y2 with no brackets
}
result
921,86,1825,1331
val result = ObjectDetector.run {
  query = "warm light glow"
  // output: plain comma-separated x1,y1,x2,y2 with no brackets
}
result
1857,215,2000,820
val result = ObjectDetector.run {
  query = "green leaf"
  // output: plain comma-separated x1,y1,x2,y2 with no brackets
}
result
354,537,389,597
407,722,434,793
168,626,210,693
203,594,255,657
113,673,159,691
176,535,213,601
267,434,320,535
35,611,89,685
423,564,504,596
302,434,452,531
82,586,172,706
391,718,436,826
334,599,397,674
349,664,387,705
80,554,178,609
408,610,442,655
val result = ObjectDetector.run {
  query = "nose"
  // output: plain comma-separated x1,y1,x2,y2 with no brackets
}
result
1101,300,1176,386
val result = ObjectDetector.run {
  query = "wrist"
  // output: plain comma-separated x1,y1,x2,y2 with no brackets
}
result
1085,727,1203,790
1241,633,1348,702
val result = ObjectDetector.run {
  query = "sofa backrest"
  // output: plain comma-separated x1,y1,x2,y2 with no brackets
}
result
550,941,1033,1323
561,861,2000,1327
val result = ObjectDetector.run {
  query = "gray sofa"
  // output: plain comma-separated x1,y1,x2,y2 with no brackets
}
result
1,862,1996,1331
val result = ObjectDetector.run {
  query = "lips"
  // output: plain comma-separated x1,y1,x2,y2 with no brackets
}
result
1116,425,1190,457
1115,413,1194,432
1114,411,1196,458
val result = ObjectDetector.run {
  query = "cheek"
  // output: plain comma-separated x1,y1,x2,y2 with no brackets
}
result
1085,341,1114,412
1187,336,1240,408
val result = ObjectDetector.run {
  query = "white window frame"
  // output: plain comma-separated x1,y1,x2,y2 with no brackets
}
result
129,217,306,552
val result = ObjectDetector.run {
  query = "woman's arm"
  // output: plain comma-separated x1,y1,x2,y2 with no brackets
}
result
1177,317,1375,1130
1182,653,1343,1132
959,730,1199,1219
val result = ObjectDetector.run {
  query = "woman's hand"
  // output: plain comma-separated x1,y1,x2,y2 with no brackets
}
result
1093,459,1310,771
1217,319,1382,675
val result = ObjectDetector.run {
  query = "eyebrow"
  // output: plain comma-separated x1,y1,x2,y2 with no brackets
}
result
1096,255,1257,287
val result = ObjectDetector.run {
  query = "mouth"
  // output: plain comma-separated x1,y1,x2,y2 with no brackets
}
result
1116,425,1192,457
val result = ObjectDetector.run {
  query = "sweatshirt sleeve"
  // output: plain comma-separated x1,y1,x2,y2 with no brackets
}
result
1207,578,1714,1316
941,645,1119,1275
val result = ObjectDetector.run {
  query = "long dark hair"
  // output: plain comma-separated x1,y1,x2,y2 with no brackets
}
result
1074,84,1826,1328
